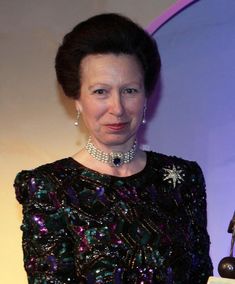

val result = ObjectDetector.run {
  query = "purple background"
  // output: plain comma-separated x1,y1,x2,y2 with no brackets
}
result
145,0,235,275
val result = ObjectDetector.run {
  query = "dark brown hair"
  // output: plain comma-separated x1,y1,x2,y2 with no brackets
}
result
55,13,161,99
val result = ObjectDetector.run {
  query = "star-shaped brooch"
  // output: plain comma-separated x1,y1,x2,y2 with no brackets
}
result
163,164,185,188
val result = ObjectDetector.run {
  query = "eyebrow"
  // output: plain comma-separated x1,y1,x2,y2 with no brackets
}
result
88,83,110,90
88,81,143,90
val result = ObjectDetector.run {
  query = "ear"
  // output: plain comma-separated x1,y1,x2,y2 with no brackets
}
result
144,99,147,109
75,99,82,112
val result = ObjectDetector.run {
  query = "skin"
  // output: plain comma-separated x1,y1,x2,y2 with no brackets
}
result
73,53,147,176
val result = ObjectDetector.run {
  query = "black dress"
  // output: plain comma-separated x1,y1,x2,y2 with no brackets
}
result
14,151,213,283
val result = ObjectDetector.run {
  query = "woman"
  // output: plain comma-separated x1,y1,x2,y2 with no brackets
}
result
14,13,213,283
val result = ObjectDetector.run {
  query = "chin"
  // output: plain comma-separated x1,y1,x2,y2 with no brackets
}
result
99,134,136,147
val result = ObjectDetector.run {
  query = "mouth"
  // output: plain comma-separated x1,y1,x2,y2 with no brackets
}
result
105,122,128,131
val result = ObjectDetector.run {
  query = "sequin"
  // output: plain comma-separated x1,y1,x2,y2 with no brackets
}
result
14,151,213,283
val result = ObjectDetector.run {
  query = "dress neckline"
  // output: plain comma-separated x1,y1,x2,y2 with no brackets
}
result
68,151,154,180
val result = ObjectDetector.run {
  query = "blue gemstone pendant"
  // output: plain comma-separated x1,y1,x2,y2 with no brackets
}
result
110,153,124,167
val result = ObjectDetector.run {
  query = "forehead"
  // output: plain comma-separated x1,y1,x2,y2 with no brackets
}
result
80,53,144,81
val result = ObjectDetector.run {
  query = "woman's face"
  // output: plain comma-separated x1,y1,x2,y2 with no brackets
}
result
75,53,146,151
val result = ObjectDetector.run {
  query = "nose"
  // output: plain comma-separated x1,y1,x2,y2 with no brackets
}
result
109,93,124,117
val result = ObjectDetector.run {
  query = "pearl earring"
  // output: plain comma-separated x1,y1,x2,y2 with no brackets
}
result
74,110,80,126
142,105,147,124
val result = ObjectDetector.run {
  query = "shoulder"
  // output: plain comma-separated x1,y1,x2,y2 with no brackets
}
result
148,151,202,170
147,151,205,187
14,158,75,205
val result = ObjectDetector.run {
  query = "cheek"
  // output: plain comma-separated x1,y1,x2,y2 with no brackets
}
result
82,102,107,120
127,100,145,116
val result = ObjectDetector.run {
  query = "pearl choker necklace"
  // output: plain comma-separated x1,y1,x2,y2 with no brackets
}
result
85,137,137,167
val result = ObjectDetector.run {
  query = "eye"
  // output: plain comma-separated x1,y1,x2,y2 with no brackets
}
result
123,88,138,95
93,89,106,95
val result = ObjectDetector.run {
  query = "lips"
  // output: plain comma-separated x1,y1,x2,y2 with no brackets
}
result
105,122,128,131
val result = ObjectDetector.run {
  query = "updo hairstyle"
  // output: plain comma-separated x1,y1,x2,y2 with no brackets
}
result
55,13,161,99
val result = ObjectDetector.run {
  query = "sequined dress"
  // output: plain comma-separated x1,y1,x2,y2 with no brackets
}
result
14,152,213,283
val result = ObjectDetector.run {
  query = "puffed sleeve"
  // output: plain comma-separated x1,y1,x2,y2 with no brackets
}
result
14,170,79,284
186,162,213,283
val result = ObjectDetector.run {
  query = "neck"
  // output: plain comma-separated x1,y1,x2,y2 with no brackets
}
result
85,136,138,167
